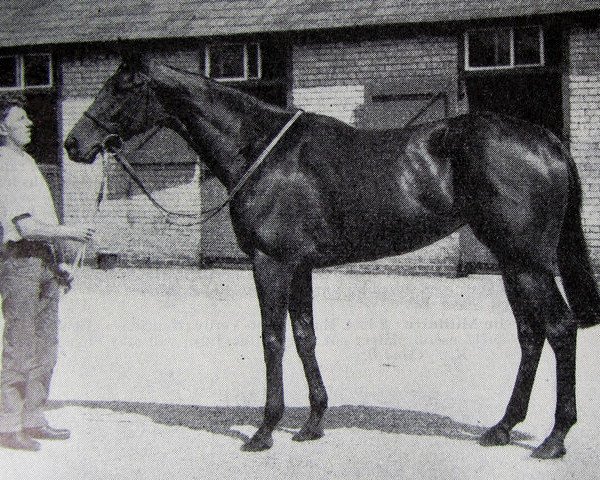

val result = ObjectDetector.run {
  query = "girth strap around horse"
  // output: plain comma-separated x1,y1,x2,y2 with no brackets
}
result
91,109,303,226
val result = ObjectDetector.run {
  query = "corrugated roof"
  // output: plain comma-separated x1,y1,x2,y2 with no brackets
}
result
0,0,598,48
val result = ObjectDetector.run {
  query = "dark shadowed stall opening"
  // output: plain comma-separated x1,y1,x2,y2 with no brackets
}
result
25,91,63,220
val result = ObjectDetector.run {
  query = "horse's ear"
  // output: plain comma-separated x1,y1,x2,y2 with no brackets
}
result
115,42,147,73
122,52,144,71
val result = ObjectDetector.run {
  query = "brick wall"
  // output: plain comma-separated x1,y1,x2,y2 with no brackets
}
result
293,85,365,124
291,34,462,275
293,36,458,88
569,25,600,266
61,49,203,266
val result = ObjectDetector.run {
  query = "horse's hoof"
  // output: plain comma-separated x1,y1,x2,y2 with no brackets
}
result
241,433,273,452
292,425,324,442
479,425,510,446
531,437,566,459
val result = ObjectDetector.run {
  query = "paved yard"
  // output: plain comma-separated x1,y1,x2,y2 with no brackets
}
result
1,268,599,479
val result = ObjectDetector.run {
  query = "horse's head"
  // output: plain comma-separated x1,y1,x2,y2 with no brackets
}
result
65,56,169,163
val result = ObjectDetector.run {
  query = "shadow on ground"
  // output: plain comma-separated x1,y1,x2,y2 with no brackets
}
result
49,400,535,451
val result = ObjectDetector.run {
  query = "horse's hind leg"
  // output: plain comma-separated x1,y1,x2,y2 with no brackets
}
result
243,251,292,452
533,279,577,459
480,267,545,446
480,265,577,459
289,264,328,441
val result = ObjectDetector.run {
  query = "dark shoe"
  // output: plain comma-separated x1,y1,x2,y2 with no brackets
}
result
24,425,71,440
0,431,41,451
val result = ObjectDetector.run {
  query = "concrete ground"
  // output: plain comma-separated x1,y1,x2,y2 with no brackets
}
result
1,267,600,479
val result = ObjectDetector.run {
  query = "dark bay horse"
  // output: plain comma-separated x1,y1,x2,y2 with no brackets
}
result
64,57,600,458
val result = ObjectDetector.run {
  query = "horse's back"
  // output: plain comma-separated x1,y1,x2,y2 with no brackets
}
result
304,112,573,269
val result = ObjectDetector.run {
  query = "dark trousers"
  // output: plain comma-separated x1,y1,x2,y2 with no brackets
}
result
0,251,60,433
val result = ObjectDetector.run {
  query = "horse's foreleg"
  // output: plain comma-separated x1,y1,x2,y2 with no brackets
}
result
289,264,328,442
243,251,292,452
480,268,545,447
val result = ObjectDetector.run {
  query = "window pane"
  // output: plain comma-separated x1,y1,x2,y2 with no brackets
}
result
209,44,245,79
247,44,260,78
0,56,19,88
23,55,52,87
514,27,541,65
468,31,495,67
24,54,51,86
468,29,510,68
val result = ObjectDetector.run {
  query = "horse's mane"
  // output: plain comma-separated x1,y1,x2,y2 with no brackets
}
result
151,62,365,142
161,64,290,118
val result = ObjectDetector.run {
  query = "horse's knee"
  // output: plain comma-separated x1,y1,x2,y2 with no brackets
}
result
262,333,284,360
293,329,316,353
545,312,576,352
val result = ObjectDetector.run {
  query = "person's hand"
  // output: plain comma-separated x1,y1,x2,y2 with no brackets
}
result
60,225,95,243
55,263,74,293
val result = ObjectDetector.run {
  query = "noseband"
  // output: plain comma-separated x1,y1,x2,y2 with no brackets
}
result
83,110,116,136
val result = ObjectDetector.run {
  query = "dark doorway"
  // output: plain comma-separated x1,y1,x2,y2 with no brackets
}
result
466,72,563,138
23,91,62,220
25,91,60,165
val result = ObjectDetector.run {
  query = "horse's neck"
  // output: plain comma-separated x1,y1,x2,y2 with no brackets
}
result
150,66,286,190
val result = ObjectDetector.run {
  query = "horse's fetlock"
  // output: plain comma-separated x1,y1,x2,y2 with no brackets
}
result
264,406,284,426
556,412,577,431
309,391,328,412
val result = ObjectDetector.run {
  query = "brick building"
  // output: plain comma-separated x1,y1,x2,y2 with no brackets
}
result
0,1,598,274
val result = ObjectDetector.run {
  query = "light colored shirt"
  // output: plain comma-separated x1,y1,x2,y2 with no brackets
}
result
0,145,59,244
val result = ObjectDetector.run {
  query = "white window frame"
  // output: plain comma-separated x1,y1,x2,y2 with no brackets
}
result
204,43,262,82
464,26,545,71
0,53,53,91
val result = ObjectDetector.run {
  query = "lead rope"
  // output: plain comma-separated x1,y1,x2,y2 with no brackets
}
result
70,148,110,270
100,109,303,227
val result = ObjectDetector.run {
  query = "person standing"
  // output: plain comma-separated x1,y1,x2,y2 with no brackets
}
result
0,96,94,451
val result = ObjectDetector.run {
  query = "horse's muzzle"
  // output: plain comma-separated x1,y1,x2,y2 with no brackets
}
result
63,136,80,161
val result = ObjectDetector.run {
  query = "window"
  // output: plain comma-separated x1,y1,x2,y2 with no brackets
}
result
205,43,262,81
465,26,544,70
0,53,53,90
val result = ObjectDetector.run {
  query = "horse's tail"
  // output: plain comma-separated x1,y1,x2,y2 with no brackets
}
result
557,145,600,328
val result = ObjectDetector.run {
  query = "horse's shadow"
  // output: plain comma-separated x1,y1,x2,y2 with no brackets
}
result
49,400,535,451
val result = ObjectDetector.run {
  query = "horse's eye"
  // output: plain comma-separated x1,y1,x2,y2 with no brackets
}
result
114,80,131,93
131,73,145,87
114,73,136,92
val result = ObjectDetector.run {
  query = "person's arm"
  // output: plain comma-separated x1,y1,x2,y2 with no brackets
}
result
14,215,94,292
14,214,94,243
